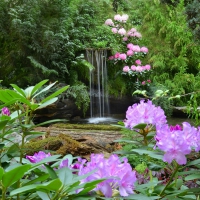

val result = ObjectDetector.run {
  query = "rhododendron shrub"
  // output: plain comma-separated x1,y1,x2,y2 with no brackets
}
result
76,154,137,197
105,14,152,92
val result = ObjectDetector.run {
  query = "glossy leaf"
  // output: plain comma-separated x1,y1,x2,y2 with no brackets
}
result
30,79,49,97
133,123,147,130
10,184,37,196
40,85,69,104
58,167,73,185
2,164,31,188
10,84,26,97
36,178,62,191
44,164,58,179
37,97,58,109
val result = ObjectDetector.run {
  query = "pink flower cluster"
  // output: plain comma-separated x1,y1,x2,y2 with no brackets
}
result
127,43,148,54
26,151,51,163
155,122,200,165
1,107,10,116
77,154,137,197
141,80,151,85
105,14,142,40
124,100,167,130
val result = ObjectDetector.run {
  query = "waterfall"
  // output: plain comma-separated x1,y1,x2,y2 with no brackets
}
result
86,49,110,118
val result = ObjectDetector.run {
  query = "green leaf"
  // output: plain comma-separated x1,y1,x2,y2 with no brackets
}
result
37,97,58,109
44,164,58,179
133,123,147,129
186,158,200,166
10,184,37,196
131,148,163,160
10,84,26,97
120,194,159,199
36,179,62,191
41,85,69,104
32,119,67,128
2,164,31,188
30,79,49,97
0,120,9,130
185,173,200,181
33,81,58,99
58,167,73,185
0,167,4,180
24,174,49,186
36,191,51,200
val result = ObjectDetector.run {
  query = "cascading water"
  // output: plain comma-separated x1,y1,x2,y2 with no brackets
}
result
86,49,112,123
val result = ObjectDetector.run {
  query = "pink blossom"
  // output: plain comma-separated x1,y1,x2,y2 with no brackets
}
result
140,46,148,53
111,28,118,34
156,122,197,165
133,32,142,38
145,64,151,70
130,28,137,32
123,66,130,72
135,59,141,65
147,80,151,83
26,151,51,163
124,100,167,130
118,28,126,36
109,56,114,60
127,50,134,56
132,45,140,52
123,37,128,41
127,43,134,50
121,14,129,22
135,66,143,72
77,154,137,197
114,14,122,21
105,19,114,26
119,53,127,60
131,65,136,71
141,81,146,85
114,52,120,59
2,107,10,116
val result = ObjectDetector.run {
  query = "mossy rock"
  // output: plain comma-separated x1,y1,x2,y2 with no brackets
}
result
24,133,93,156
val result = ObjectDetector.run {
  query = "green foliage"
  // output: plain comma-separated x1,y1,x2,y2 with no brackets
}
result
0,80,104,200
133,0,200,107
0,0,102,88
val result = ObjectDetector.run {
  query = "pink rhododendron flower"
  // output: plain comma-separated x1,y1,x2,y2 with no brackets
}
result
123,66,130,72
124,100,167,130
111,27,118,34
127,50,134,56
135,59,141,65
77,154,137,197
155,122,197,165
26,151,51,163
109,56,114,60
145,64,151,70
1,107,10,116
133,32,142,38
127,43,134,50
147,79,151,83
118,28,126,36
105,19,114,26
130,28,137,32
131,65,136,71
141,81,146,85
140,47,148,53
123,37,128,41
135,66,143,72
121,14,129,22
114,14,122,21
114,52,120,59
119,53,127,60
132,45,140,52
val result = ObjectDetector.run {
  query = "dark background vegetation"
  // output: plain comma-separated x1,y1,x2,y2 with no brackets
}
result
0,0,200,115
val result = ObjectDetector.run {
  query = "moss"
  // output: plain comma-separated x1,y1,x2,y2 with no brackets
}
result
52,123,121,131
24,133,93,157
